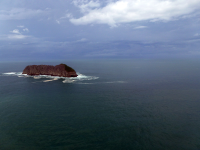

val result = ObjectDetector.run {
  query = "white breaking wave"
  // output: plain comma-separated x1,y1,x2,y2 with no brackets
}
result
3,72,25,76
3,72,16,75
34,76,41,79
1,72,127,84
43,79,54,82
62,79,76,83
1,72,99,83
73,73,99,81
62,73,99,83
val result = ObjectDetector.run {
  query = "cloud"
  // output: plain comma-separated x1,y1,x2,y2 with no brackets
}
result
194,33,199,36
186,38,200,43
70,0,200,27
56,20,60,24
3,27,30,40
73,0,101,13
134,26,147,29
60,13,73,19
76,38,87,42
7,34,28,39
10,29,20,34
17,25,24,28
23,28,29,32
0,8,48,20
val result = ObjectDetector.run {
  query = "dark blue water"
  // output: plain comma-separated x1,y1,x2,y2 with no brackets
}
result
0,59,200,150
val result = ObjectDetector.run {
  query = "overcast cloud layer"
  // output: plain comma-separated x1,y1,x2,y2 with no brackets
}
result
0,0,200,61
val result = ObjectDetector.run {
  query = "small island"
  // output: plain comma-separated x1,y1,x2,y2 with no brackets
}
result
22,64,78,77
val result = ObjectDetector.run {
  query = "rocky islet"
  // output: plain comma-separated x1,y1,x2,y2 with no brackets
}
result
22,64,78,77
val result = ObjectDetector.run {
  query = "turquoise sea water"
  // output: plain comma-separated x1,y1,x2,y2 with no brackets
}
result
0,59,200,150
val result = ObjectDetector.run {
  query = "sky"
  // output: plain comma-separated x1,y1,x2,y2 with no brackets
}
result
0,0,200,61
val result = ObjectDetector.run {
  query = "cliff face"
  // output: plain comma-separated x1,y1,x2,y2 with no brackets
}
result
22,64,78,77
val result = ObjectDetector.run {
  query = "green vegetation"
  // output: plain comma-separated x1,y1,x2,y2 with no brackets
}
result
60,64,75,72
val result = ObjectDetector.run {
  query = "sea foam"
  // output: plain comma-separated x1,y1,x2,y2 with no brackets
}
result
3,72,24,75
1,72,99,83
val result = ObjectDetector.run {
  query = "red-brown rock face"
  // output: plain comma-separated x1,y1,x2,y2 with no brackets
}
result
22,64,78,77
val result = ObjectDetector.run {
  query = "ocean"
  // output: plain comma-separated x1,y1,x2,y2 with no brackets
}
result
0,59,200,150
